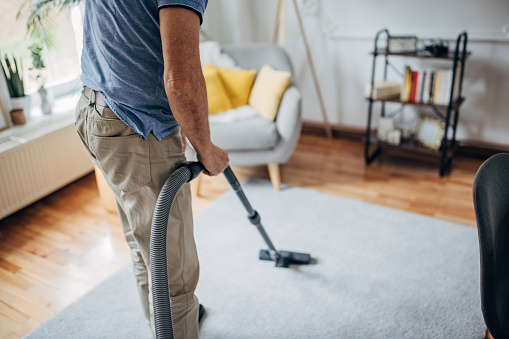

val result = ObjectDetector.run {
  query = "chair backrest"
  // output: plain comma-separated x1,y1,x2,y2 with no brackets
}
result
221,43,294,81
473,153,509,339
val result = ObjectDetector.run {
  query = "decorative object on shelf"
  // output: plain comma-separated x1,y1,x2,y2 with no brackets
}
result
1,54,31,119
365,81,401,100
387,36,418,54
10,108,26,125
400,124,415,141
415,116,445,151
386,129,401,146
377,116,395,142
424,39,449,57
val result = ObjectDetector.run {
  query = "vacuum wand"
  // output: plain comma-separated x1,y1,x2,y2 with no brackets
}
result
222,166,311,268
223,167,279,255
150,162,311,338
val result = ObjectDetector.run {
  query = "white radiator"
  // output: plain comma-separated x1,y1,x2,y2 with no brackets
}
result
0,115,94,220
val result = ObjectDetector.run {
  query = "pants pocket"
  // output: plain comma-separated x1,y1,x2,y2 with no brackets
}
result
90,123,151,192
75,96,96,161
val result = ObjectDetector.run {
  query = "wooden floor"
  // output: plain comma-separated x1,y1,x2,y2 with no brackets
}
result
0,134,485,338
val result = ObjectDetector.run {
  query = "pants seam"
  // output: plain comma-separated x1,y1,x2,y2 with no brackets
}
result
175,187,191,338
184,294,189,338
175,188,188,295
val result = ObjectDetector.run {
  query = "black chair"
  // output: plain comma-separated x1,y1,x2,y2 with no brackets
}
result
473,153,509,339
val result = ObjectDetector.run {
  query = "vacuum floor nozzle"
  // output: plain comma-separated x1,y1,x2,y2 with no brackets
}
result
259,249,312,268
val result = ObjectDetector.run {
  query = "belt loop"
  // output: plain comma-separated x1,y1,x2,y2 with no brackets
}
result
90,90,96,106
87,88,92,106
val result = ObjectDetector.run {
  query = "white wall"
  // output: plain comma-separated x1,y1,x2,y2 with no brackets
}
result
202,0,509,146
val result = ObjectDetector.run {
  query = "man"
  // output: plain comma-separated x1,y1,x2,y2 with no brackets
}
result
75,1,228,338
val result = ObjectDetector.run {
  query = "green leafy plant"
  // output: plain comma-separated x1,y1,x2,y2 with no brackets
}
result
1,55,25,98
29,43,45,71
18,0,83,48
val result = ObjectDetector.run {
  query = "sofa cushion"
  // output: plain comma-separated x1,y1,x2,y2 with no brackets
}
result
209,115,279,151
217,67,257,108
249,65,291,121
202,65,233,114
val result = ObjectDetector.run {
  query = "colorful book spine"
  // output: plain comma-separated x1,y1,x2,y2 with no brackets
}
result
400,67,459,105
401,67,409,102
415,71,422,103
403,67,412,102
422,71,430,104
420,71,427,104
429,71,435,104
433,71,442,105
411,71,418,103
438,70,451,106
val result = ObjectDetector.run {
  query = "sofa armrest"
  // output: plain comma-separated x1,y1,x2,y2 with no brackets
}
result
276,86,302,142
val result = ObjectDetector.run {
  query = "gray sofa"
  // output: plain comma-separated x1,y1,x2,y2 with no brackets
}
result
186,43,302,191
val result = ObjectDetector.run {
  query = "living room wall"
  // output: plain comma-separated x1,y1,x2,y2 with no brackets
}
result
202,0,509,146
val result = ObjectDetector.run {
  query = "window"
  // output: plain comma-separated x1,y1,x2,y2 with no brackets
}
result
0,0,81,92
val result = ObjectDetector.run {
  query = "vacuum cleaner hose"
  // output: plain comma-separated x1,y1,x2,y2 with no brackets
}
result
150,162,204,339
150,161,310,338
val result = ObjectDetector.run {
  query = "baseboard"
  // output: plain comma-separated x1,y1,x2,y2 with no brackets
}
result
302,120,366,141
301,120,509,159
455,140,509,158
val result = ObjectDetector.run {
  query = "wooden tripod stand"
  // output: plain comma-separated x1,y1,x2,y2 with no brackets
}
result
272,0,332,139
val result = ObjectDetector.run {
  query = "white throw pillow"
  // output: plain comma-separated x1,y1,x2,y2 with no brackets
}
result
208,105,258,124
199,41,238,70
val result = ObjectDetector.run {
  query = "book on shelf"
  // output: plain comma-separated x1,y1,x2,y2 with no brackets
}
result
401,65,461,105
364,81,401,100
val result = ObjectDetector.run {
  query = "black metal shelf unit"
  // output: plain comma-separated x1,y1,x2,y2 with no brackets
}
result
364,29,469,176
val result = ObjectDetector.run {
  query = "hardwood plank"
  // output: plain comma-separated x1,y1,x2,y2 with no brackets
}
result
0,134,486,337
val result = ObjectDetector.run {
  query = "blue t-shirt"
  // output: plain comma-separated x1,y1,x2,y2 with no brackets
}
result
81,0,208,141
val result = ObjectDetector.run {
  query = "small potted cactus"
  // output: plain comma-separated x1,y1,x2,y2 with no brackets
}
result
2,54,31,120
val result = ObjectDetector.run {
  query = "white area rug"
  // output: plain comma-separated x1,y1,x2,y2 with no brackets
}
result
24,178,485,338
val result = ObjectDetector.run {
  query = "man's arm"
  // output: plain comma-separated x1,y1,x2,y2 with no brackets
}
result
159,7,228,176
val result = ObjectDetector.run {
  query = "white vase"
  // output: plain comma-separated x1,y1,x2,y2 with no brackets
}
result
38,84,52,115
11,96,32,118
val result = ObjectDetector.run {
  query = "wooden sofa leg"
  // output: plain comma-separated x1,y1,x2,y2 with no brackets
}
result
486,329,493,339
195,174,203,197
267,163,281,191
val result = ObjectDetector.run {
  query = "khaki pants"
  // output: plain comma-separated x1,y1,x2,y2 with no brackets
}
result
75,92,200,339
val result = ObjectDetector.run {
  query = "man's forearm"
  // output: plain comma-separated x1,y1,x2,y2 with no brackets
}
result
159,7,212,157
159,7,228,176
165,73,212,157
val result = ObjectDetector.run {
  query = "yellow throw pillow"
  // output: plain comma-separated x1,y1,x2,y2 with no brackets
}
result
248,65,291,121
202,64,233,115
216,67,257,108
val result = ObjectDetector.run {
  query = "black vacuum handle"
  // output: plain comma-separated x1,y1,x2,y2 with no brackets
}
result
178,162,238,185
179,162,254,215
177,161,206,182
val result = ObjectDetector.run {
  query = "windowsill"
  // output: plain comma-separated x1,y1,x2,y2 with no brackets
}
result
0,89,81,154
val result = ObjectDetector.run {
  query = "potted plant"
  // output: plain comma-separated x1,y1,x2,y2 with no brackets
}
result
29,43,52,115
1,54,31,119
19,0,82,48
